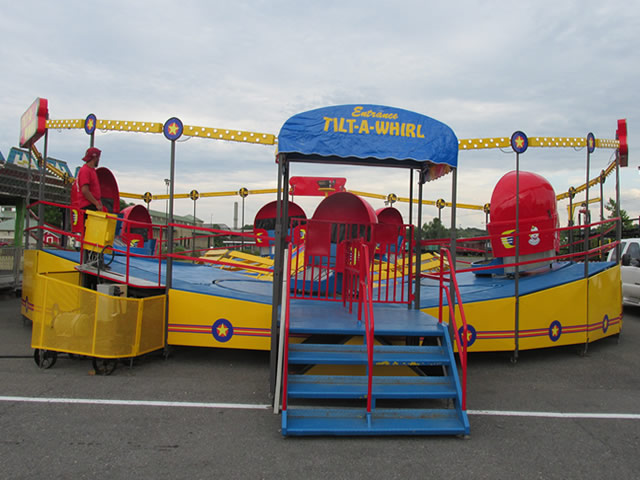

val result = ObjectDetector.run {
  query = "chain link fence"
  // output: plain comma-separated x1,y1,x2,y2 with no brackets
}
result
0,246,22,293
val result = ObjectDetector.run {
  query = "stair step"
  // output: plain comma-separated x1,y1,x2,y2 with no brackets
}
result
374,345,450,366
288,343,450,366
287,374,457,399
282,407,469,436
287,302,444,337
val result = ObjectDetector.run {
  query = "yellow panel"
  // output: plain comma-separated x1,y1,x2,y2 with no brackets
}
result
458,137,511,150
182,125,276,145
588,266,623,342
96,119,163,133
348,190,388,201
37,250,79,279
457,137,619,151
424,296,516,352
30,271,164,358
529,137,586,148
138,295,167,354
519,278,587,350
120,192,144,200
22,249,39,323
167,289,271,350
247,188,279,195
46,119,84,129
198,191,243,198
423,266,621,353
24,250,80,326
597,138,620,149
38,275,98,354
92,291,140,357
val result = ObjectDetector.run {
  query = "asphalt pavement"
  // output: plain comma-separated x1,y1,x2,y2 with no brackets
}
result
0,289,639,480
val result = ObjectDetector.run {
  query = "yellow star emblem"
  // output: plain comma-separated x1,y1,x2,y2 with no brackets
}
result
552,325,559,337
168,122,179,135
87,119,94,129
217,323,229,337
515,136,524,148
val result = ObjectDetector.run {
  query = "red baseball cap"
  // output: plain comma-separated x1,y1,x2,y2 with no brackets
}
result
82,147,102,162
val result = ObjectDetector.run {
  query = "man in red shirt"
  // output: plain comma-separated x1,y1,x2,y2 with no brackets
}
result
72,147,110,271
74,147,104,211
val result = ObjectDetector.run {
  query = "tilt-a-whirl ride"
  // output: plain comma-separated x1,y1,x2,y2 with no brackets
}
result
17,99,629,436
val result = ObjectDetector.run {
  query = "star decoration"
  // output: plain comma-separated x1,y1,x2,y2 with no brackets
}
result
515,136,525,148
87,119,94,129
168,122,179,135
217,323,229,337
552,325,559,337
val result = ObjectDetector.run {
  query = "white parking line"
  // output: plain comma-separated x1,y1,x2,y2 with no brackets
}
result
1,396,639,419
0,396,270,410
468,409,640,420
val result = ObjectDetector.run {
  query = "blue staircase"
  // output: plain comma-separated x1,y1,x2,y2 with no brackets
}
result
281,307,470,436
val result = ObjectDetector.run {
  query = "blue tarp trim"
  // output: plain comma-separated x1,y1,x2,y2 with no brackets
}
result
277,105,458,177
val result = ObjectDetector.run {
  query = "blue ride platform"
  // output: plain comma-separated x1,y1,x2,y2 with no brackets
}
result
49,249,615,308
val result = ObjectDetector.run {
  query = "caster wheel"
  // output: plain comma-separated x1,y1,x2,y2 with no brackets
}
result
33,349,57,369
92,358,118,376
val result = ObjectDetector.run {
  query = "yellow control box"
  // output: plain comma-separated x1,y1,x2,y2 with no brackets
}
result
83,210,117,253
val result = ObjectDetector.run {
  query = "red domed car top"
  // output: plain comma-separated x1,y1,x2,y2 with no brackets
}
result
487,171,559,257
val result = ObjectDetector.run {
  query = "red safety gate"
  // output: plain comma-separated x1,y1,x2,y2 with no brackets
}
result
287,218,415,305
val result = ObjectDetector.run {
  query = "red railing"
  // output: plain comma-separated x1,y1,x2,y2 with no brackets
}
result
288,219,413,305
340,240,375,413
424,247,468,410
26,201,168,287
358,242,375,416
421,217,621,262
280,240,376,414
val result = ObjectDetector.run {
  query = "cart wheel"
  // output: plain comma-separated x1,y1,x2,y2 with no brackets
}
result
33,349,57,369
92,358,118,375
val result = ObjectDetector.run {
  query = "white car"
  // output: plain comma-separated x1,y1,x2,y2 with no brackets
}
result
607,238,640,306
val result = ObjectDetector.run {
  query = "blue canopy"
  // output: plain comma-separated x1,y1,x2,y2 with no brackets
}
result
277,105,458,181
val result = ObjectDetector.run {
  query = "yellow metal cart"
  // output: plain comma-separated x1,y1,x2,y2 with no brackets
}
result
23,207,166,375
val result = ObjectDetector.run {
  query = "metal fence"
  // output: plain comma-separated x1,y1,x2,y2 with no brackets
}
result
0,246,22,291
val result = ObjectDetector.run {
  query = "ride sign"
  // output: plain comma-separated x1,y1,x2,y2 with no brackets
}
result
289,176,346,197
277,104,458,181
20,98,48,147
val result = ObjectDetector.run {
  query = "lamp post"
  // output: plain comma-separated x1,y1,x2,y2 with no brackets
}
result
209,213,213,248
164,178,170,224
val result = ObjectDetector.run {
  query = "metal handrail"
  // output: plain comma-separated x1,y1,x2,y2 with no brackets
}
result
356,242,375,415
437,248,468,410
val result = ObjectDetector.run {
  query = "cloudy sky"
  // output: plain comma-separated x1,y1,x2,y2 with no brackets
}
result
1,0,637,229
